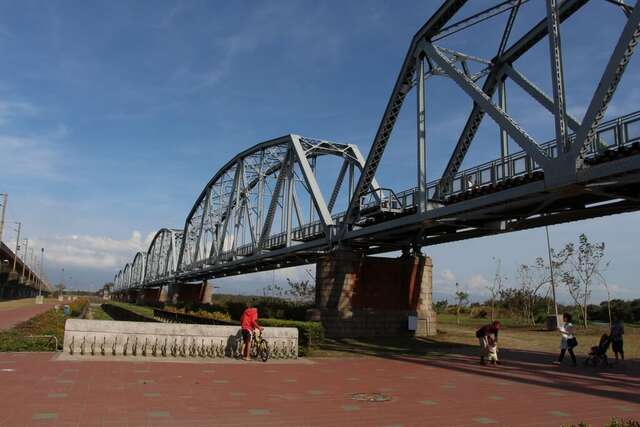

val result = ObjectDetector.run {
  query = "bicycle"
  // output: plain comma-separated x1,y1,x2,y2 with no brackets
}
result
250,329,270,362
236,329,270,362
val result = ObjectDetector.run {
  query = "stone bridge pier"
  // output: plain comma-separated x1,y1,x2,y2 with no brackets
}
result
167,281,212,305
314,250,437,338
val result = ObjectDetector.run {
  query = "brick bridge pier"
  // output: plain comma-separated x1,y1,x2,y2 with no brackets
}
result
313,250,437,338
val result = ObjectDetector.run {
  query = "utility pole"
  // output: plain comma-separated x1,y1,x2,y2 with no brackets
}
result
21,238,29,278
0,193,7,244
39,248,44,296
12,222,21,272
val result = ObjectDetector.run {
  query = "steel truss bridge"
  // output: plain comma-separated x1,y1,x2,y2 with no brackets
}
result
114,0,640,293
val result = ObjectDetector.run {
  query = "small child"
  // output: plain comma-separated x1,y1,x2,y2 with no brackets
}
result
486,333,499,364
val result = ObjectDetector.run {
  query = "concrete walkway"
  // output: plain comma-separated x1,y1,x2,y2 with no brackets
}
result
0,350,637,426
0,299,55,330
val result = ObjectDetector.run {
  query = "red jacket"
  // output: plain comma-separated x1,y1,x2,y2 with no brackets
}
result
240,308,260,331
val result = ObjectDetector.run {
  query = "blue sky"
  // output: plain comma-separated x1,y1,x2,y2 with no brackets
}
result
0,1,638,304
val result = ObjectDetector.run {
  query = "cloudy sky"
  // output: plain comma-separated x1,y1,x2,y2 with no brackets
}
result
0,1,638,304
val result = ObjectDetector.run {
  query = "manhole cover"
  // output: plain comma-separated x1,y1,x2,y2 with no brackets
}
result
351,392,391,402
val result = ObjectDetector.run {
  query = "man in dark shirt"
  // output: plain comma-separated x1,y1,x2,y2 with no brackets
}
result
476,320,501,365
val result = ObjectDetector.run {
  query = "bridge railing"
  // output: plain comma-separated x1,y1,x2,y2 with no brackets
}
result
390,110,640,208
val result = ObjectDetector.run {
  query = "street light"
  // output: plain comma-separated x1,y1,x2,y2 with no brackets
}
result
545,225,560,326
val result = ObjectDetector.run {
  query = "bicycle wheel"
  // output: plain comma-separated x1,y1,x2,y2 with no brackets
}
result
259,341,270,362
250,340,259,359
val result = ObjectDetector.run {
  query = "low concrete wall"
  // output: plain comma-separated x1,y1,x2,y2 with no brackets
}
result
63,319,299,360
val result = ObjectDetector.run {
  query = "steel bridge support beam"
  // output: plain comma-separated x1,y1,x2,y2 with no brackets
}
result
423,43,552,169
570,2,640,162
416,52,428,213
343,0,468,226
546,0,570,154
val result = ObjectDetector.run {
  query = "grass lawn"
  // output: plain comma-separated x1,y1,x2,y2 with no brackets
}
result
106,301,155,319
89,304,113,320
0,309,66,351
310,314,638,360
0,298,89,352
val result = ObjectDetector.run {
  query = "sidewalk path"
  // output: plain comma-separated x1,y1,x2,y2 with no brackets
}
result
0,351,637,426
0,300,55,330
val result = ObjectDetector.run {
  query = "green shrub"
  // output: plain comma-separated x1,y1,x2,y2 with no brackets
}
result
0,308,67,351
260,318,324,356
69,298,89,317
562,418,640,427
605,418,640,427
192,309,231,322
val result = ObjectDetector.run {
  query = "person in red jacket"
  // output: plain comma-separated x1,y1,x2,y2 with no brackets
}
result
240,307,263,361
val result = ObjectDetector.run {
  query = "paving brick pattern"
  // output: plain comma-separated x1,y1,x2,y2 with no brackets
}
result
0,302,54,330
0,351,637,426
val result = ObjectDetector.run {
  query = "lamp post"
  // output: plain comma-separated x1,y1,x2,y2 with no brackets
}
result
545,225,560,327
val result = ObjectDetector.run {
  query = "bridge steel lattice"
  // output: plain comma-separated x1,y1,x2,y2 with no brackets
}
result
114,0,640,295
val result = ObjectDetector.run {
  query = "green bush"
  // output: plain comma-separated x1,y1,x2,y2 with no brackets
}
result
69,298,89,317
563,418,640,427
0,308,67,351
260,318,324,356
171,295,313,322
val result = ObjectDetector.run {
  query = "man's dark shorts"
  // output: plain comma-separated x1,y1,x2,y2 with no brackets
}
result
242,329,252,343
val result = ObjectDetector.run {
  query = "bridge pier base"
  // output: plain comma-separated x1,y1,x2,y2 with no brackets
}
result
137,288,163,305
315,251,436,338
168,281,212,305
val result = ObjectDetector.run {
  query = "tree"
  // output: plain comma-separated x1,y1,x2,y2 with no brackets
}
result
455,282,469,326
285,278,315,303
487,258,506,322
596,270,613,328
433,299,448,314
558,234,607,328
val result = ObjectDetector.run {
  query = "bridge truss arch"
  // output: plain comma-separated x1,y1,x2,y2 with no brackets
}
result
129,252,146,288
144,228,183,285
176,134,376,277
122,263,132,290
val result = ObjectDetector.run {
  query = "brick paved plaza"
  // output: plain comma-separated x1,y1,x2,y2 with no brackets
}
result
0,349,637,427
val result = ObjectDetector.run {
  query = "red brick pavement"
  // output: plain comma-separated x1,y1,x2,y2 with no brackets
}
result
0,349,638,427
0,302,55,330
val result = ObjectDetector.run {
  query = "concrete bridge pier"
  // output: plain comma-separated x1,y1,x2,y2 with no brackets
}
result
135,287,167,305
314,250,437,338
167,281,212,305
0,271,39,299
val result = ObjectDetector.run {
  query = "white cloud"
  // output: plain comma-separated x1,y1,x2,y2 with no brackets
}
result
441,269,456,283
466,274,491,294
0,100,38,126
29,231,145,271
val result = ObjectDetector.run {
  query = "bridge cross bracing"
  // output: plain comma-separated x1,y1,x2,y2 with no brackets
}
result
114,0,640,293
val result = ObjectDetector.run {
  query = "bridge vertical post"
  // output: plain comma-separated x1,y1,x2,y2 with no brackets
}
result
546,0,569,156
416,52,428,213
498,79,510,178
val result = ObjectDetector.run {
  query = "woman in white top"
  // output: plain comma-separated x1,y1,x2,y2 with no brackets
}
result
556,313,577,366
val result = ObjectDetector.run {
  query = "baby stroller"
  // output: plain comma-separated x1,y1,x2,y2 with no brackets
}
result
584,334,611,367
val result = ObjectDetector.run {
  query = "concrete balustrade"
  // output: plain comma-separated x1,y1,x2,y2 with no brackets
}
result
62,319,299,360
